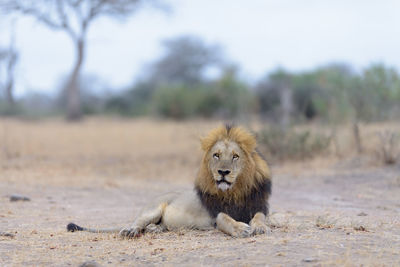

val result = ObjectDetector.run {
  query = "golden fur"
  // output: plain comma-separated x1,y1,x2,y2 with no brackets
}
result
195,125,271,202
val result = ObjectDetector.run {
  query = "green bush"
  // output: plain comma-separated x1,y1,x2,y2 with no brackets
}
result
211,69,255,118
259,127,331,161
152,85,206,119
0,101,24,116
151,72,254,119
105,82,155,116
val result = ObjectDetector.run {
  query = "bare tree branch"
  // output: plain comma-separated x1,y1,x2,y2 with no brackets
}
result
0,21,18,105
1,0,167,120
55,1,78,39
3,2,73,35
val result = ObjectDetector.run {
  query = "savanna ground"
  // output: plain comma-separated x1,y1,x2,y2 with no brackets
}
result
0,118,399,266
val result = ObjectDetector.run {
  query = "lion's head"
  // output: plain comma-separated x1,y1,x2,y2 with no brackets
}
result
195,125,271,202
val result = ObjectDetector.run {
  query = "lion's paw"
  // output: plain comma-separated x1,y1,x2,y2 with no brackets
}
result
119,227,142,239
232,222,252,238
251,223,271,235
145,223,164,234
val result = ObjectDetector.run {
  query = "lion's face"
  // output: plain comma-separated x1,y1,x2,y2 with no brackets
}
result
196,125,270,201
208,140,245,192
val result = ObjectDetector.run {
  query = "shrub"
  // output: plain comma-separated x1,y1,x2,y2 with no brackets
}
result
259,127,331,161
0,101,23,116
105,82,155,116
152,85,207,119
376,130,399,165
152,78,254,119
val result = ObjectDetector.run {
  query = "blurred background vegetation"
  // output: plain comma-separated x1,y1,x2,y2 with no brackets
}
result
0,0,399,163
2,33,399,123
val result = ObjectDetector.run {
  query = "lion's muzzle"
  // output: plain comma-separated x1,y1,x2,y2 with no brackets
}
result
218,169,231,176
216,177,232,191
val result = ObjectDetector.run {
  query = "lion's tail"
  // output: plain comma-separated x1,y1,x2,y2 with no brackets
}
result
67,222,121,233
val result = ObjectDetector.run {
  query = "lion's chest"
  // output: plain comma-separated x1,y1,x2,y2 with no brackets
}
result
195,186,269,224
210,200,262,224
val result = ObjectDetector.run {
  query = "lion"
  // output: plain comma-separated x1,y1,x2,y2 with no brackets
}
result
67,125,272,238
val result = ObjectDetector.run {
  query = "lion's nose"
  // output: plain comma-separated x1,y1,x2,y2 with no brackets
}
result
218,170,231,176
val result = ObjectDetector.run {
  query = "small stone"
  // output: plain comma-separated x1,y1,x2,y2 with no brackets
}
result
354,225,367,231
302,257,318,263
0,232,15,238
79,261,101,267
9,194,30,202
357,212,368,216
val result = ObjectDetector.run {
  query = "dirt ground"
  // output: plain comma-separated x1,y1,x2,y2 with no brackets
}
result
0,118,399,266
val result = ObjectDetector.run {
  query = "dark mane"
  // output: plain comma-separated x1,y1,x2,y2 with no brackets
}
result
195,179,271,224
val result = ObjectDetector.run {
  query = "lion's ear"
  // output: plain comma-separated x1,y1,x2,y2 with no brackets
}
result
239,139,257,154
200,126,227,151
229,127,257,154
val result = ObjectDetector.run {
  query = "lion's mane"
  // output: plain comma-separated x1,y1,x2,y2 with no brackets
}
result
194,125,272,223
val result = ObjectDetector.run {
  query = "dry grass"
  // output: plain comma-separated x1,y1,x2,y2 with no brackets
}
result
1,118,400,266
0,118,223,186
333,122,400,161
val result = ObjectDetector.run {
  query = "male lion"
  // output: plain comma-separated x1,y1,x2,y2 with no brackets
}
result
67,125,272,238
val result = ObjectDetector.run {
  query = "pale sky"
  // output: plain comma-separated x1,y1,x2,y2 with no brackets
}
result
1,0,400,97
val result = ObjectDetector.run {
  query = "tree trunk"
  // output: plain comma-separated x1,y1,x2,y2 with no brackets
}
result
4,22,17,108
280,85,292,132
66,39,85,121
353,121,363,154
5,76,15,106
331,127,341,157
5,51,17,106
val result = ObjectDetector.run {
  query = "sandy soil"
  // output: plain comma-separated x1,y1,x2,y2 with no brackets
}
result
0,118,399,266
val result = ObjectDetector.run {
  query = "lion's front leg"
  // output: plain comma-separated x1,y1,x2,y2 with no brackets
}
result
216,212,251,238
249,212,271,235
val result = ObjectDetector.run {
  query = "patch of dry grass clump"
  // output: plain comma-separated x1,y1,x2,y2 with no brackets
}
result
315,215,337,229
258,127,331,161
375,130,399,165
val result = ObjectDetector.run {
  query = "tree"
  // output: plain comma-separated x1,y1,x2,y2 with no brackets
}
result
347,64,400,153
1,0,164,120
56,73,109,115
112,35,226,119
0,23,18,109
209,66,254,119
359,64,400,120
4,32,18,106
146,35,224,86
2,49,17,107
256,69,293,129
0,49,7,95
105,80,155,116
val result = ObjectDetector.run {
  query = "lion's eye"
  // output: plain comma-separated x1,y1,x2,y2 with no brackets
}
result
233,154,239,160
213,153,220,159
